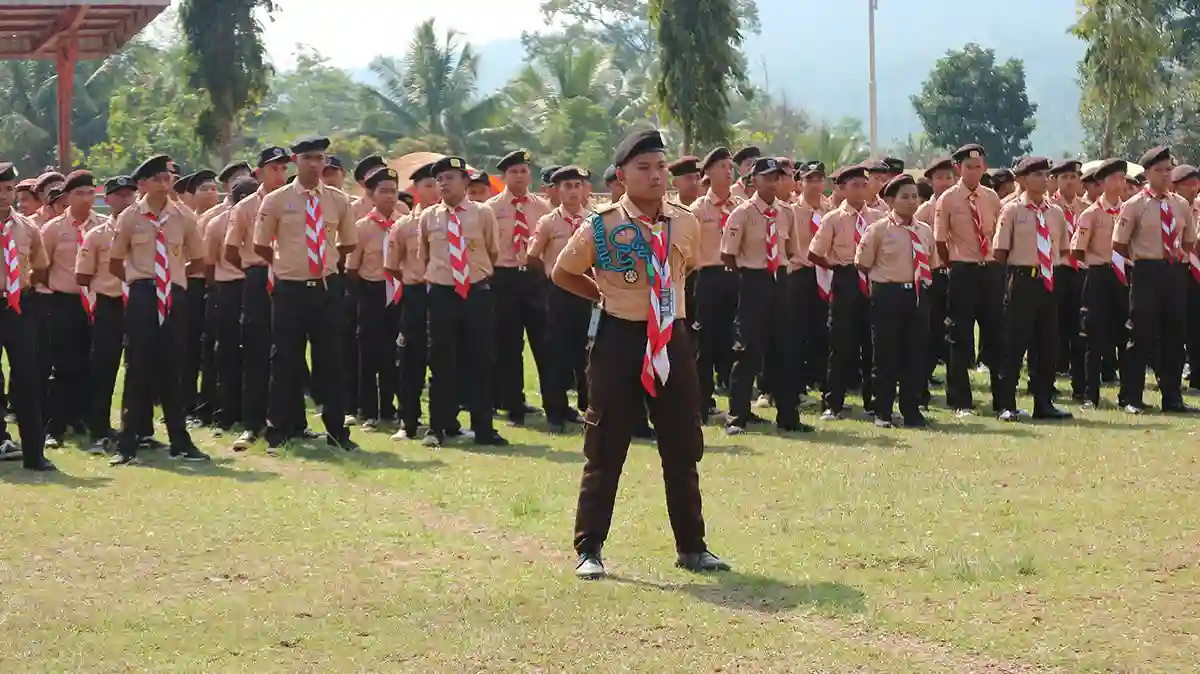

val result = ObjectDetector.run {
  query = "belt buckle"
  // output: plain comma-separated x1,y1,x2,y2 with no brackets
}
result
305,279,319,288
517,265,527,272
902,282,914,290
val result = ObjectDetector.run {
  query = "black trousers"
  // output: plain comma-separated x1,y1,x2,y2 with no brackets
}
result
45,292,90,436
784,267,829,397
180,277,206,418
356,280,399,421
396,283,428,430
692,266,739,411
871,283,929,420
492,266,548,414
945,261,1004,410
29,293,52,419
1,295,46,464
996,267,1058,411
544,283,591,423
87,294,124,439
1081,264,1130,405
756,267,792,400
1121,260,1187,406
338,271,358,415
728,269,780,426
1186,269,1200,389
267,279,345,442
823,266,873,413
574,315,705,555
1055,264,1086,396
199,281,219,421
241,266,271,433
214,279,244,429
428,283,497,436
926,267,949,380
117,281,191,455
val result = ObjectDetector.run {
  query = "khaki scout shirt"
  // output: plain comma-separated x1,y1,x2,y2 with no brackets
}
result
384,206,426,286
1,211,49,289
789,197,830,271
914,197,945,268
810,202,886,267
855,214,936,283
254,180,357,280
418,199,499,286
1114,188,1197,261
934,181,1003,263
529,205,589,278
75,219,123,297
486,189,552,268
225,189,267,268
346,208,398,282
554,195,699,321
204,208,245,282
720,194,794,269
1072,195,1124,266
690,189,742,268
42,211,107,293
110,198,203,288
994,195,1070,267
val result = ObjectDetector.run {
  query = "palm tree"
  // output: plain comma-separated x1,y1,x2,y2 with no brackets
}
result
794,122,870,172
891,132,944,169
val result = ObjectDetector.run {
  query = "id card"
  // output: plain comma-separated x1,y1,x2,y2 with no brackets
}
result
587,304,601,339
659,287,676,323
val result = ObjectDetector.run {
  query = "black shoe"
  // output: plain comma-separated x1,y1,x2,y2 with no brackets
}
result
633,423,656,440
138,436,168,450
473,431,510,446
109,453,139,466
507,411,526,427
300,428,323,440
676,550,731,573
746,412,767,424
1032,405,1073,420
521,403,540,416
777,421,815,433
232,430,258,451
998,409,1020,422
547,421,566,434
575,551,605,579
327,434,359,451
903,415,928,428
563,408,584,424
22,456,56,472
1071,392,1088,403
170,445,212,462
1163,401,1199,414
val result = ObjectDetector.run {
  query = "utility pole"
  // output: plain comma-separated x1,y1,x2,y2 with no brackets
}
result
868,0,879,156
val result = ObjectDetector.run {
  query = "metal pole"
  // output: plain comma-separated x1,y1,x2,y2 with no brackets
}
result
868,0,878,156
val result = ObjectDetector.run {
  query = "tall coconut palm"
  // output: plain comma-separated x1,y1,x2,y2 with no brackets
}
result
794,122,870,172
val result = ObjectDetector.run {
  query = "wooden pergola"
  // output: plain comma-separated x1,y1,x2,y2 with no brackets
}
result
0,0,168,168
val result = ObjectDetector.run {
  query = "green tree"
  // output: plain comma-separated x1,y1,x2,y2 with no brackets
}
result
890,132,945,169
729,88,811,158
179,0,276,163
649,0,746,153
911,43,1037,167
793,120,870,172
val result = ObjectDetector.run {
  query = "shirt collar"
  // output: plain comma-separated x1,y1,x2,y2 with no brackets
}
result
753,193,779,212
137,196,179,220
559,204,587,220
292,179,325,197
1020,193,1049,208
706,187,734,204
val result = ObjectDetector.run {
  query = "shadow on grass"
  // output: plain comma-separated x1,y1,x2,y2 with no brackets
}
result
612,571,866,614
288,441,448,471
809,427,910,449
705,444,757,456
1065,417,1170,431
139,456,280,483
0,466,113,488
455,442,584,464
942,421,1039,438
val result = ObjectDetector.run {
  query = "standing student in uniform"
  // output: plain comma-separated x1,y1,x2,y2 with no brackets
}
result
989,169,1017,201
603,165,623,202
541,165,562,208
992,157,1073,421
1081,167,1102,205
784,160,831,405
487,150,552,425
418,156,508,447
689,147,742,420
0,162,56,470
810,164,883,420
346,167,403,431
225,146,290,450
669,157,702,206
936,143,1005,417
1171,165,1200,392
323,156,347,190
915,157,955,397
254,136,360,451
528,166,593,433
107,155,210,465
40,170,104,447
856,174,933,428
1113,146,1198,414
1073,159,1131,408
1050,160,1088,400
76,175,137,454
16,179,40,218
730,147,760,201
467,169,494,202
180,169,219,427
864,160,890,211
722,157,807,434
32,172,65,227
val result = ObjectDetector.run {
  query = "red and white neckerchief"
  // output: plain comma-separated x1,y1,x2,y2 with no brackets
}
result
564,210,584,232
639,214,674,397
853,209,869,295
967,189,991,258
811,209,833,301
894,214,931,297
1027,201,1054,292
1104,204,1128,285
305,190,326,277
713,195,734,230
144,210,171,325
447,204,470,298
764,204,780,274
2,216,21,314
1056,194,1080,270
371,211,402,305
511,194,531,255
1144,188,1179,262
74,219,95,320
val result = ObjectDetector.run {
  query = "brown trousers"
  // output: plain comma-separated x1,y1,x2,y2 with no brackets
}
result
573,314,707,555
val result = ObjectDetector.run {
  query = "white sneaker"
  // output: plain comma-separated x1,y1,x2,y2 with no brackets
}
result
361,418,378,431
344,415,359,426
724,425,744,436
0,439,21,459
953,408,975,419
754,394,772,409
422,433,442,448
390,428,411,441
819,410,842,421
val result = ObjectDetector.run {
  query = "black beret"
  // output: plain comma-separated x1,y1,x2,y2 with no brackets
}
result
917,178,934,201
172,173,191,194
257,146,289,168
1128,173,1146,186
951,143,986,162
35,171,65,193
881,173,916,198
409,162,435,182
834,164,868,185
865,158,890,174
986,168,1015,185
752,156,785,177
979,173,995,189
923,157,954,178
103,175,136,193
186,169,217,194
62,170,95,192
324,156,345,171
398,192,415,209
1049,159,1082,176
0,163,17,183
229,177,260,204
354,155,386,182
798,160,826,178
365,167,399,190
168,161,182,176
884,156,905,174
731,146,761,165
602,165,619,184
701,147,732,172
431,156,470,177
551,165,590,183
541,165,562,186
290,135,331,155
1014,156,1052,176
668,156,701,177
46,186,66,203
613,128,667,168
468,169,490,185
1171,164,1200,183
1092,159,1126,182
496,150,533,173
218,161,251,183
1138,145,1171,169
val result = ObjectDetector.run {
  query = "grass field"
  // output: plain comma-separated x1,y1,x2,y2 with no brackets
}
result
1,365,1197,673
